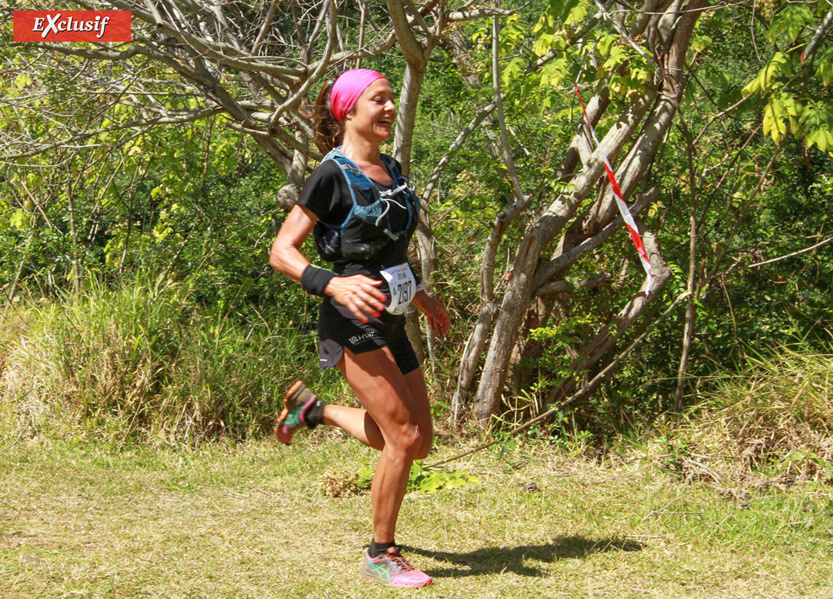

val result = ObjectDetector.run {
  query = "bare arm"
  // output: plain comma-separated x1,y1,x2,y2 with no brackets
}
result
412,290,451,336
269,205,387,322
269,204,318,282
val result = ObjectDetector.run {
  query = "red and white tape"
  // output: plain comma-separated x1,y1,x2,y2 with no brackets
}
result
574,84,653,295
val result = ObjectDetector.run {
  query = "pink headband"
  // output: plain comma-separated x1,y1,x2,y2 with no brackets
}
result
330,69,386,123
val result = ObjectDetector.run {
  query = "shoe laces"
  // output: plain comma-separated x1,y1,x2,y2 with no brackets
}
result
385,547,414,571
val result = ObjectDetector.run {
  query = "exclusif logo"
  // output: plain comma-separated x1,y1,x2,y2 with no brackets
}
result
13,11,132,43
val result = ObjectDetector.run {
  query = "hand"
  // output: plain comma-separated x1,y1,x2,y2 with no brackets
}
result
412,290,451,336
324,275,387,323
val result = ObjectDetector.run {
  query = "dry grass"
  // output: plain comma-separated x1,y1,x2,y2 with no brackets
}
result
2,432,832,599
0,279,319,445
668,347,833,498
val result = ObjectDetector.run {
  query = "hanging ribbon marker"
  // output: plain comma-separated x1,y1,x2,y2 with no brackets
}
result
574,84,653,295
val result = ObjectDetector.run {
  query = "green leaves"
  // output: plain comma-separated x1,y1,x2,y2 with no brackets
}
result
742,52,793,96
532,0,588,57
14,74,32,89
740,4,833,154
769,4,814,43
540,56,569,88
691,35,713,53
501,56,526,88
564,1,588,26
800,102,833,152
408,462,479,494
9,209,29,231
532,0,586,28
595,34,655,98
817,47,833,87
499,14,526,55
763,92,802,145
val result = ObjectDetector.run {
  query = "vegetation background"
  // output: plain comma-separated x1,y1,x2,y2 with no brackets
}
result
1,0,832,595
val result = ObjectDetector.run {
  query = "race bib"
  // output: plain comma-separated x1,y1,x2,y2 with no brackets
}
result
380,263,416,315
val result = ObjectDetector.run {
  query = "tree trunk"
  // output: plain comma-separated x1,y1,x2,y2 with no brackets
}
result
469,0,706,425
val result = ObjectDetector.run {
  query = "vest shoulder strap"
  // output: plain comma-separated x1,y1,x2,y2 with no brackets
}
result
321,149,406,231
320,148,365,230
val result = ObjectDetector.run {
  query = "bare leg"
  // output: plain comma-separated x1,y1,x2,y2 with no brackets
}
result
321,357,433,456
321,404,384,450
402,367,433,459
336,347,432,543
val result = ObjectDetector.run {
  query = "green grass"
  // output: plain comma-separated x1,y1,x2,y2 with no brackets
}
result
2,433,832,598
2,290,833,596
665,346,833,494
0,276,322,445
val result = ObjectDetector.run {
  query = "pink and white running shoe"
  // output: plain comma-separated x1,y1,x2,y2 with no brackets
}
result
359,546,433,588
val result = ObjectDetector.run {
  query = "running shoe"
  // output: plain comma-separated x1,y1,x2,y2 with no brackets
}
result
359,546,433,589
274,381,317,445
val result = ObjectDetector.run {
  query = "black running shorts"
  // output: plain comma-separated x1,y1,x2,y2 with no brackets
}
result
317,298,420,375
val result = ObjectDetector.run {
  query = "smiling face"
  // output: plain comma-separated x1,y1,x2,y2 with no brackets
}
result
343,78,395,145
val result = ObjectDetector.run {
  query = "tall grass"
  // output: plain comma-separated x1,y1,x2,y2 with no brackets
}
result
0,275,318,445
671,344,833,487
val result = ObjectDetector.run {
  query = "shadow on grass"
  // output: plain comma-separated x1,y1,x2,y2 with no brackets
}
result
405,536,645,578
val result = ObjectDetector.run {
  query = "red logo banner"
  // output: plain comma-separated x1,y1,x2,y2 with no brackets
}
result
13,11,132,43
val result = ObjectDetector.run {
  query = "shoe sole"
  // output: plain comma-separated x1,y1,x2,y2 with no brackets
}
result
284,380,305,406
359,571,432,589
274,381,305,444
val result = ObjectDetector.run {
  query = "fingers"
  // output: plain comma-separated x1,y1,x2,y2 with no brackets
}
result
330,275,387,323
428,317,449,336
358,276,387,303
426,300,451,336
431,315,451,336
349,295,382,322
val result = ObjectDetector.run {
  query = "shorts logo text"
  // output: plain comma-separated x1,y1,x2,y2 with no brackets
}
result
349,332,376,346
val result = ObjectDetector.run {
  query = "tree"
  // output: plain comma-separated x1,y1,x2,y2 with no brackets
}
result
2,1,508,203
428,0,704,423
4,0,831,433
440,0,833,425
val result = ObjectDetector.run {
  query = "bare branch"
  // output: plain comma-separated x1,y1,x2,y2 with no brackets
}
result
405,0,433,36
268,0,337,129
387,0,425,64
445,8,514,22
492,9,530,210
1,108,223,161
747,235,833,269
252,0,281,56
536,273,613,296
421,101,497,203
800,7,833,65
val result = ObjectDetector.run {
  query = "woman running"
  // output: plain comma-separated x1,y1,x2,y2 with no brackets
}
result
269,69,450,589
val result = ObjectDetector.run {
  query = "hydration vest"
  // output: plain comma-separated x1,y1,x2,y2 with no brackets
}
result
313,148,420,263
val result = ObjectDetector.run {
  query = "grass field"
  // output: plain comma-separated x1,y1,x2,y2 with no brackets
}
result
2,428,832,599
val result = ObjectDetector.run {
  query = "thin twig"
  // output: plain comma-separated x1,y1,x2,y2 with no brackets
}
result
0,418,31,454
746,235,833,269
252,0,280,56
641,496,684,521
0,389,35,454
492,6,529,207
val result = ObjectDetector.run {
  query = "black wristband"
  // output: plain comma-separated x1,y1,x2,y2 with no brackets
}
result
300,265,336,297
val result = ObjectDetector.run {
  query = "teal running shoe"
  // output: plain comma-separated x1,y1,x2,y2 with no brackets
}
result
359,546,432,588
274,381,317,445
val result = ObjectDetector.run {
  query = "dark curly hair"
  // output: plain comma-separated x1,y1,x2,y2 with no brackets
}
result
309,78,343,155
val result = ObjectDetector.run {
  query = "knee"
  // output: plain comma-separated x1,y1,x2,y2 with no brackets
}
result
414,429,432,460
388,425,425,460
